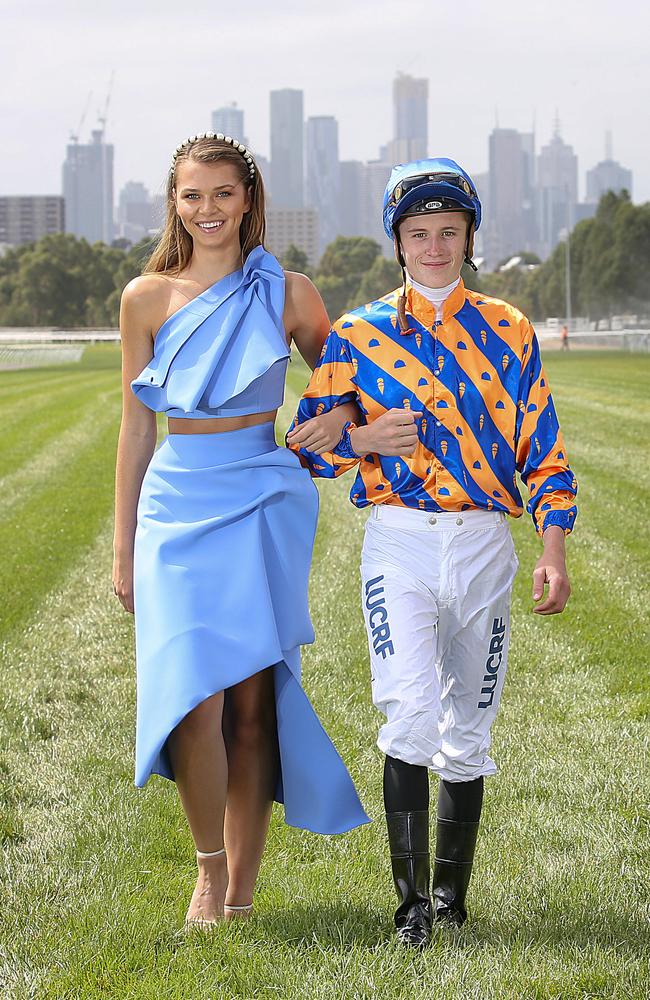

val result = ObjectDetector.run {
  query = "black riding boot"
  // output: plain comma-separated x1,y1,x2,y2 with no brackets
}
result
385,810,433,948
432,818,479,926
432,778,483,927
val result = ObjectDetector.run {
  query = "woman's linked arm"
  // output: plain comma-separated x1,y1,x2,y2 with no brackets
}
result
284,271,362,453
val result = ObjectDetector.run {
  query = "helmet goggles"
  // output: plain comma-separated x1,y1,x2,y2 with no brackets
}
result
388,171,478,210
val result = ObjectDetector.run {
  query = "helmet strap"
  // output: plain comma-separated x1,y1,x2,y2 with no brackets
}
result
464,220,478,272
393,236,416,335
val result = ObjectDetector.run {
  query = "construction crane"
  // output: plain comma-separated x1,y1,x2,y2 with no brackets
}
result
69,91,93,144
97,70,115,138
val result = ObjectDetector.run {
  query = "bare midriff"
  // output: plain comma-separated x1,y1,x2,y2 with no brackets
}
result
167,410,277,434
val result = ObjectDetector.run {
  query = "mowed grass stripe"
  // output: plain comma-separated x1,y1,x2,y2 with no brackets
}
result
569,520,648,625
557,392,648,450
568,439,650,496
558,391,650,428
0,404,120,636
0,378,371,999
0,350,648,999
560,448,650,528
559,407,649,481
555,465,649,622
547,366,650,632
0,347,122,469
0,366,114,431
0,526,154,999
0,372,96,428
0,346,123,635
0,367,90,401
508,501,649,700
543,355,649,462
544,349,649,397
0,381,120,499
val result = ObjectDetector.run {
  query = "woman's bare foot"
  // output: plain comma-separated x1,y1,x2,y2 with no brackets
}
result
185,853,228,926
223,902,253,922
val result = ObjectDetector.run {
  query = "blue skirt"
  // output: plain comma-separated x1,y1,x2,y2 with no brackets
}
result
133,422,368,834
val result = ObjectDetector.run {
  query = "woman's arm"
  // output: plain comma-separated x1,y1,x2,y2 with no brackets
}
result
112,277,160,613
283,271,361,453
283,270,330,368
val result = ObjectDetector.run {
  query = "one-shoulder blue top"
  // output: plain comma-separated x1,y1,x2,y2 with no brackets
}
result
131,246,289,418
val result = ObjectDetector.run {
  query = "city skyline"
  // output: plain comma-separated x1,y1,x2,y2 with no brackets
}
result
1,0,648,203
3,88,635,271
3,87,640,211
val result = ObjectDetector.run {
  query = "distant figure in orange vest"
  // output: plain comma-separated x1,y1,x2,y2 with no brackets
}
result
560,324,570,350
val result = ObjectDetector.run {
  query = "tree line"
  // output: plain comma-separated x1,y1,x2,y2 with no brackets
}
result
0,236,148,328
0,191,647,328
481,191,650,322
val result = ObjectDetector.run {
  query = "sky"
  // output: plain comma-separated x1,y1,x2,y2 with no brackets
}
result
2,0,649,204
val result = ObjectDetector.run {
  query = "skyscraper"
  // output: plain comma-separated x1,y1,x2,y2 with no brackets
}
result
211,104,245,141
306,116,340,255
270,89,303,209
62,129,114,244
484,128,536,268
390,72,428,163
586,134,632,203
537,123,578,259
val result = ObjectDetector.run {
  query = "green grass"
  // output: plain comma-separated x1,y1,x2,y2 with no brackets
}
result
0,347,648,999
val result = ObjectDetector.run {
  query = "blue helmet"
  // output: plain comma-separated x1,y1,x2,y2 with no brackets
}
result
382,157,482,239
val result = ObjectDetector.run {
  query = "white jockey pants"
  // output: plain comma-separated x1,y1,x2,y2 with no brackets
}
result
360,505,519,782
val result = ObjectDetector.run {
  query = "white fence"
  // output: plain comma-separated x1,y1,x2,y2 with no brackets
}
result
1,325,648,371
0,329,119,343
0,329,119,370
536,327,650,351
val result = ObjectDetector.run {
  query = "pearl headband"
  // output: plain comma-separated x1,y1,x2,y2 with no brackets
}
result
171,132,256,178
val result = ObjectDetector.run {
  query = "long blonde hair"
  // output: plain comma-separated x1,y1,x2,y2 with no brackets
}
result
144,137,266,274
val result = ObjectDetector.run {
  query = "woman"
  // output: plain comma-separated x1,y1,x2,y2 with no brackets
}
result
113,133,368,928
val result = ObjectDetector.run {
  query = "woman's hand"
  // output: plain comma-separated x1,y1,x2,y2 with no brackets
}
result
287,400,361,455
112,555,135,614
287,410,346,454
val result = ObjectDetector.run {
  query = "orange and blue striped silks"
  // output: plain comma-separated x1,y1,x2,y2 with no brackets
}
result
288,280,577,535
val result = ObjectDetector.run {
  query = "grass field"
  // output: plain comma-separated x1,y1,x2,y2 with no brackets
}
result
0,346,648,1000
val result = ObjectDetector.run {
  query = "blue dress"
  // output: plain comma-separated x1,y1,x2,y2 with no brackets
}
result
131,247,369,835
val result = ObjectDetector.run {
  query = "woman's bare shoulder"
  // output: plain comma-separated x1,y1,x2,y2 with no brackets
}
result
284,269,318,299
121,273,173,310
120,275,179,339
283,270,324,321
